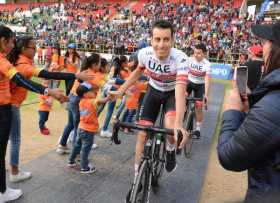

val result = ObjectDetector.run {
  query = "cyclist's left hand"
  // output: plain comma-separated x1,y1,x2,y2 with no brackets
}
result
174,126,189,149
204,95,208,105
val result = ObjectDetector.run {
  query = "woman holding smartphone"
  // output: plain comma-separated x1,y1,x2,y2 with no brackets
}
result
217,21,280,203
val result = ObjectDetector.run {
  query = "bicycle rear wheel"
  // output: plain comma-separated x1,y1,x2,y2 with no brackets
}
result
131,160,152,203
184,112,195,159
151,135,165,187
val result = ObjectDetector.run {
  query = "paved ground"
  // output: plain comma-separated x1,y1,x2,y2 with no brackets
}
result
9,83,224,203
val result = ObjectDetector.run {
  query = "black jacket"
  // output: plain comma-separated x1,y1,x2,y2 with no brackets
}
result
217,69,280,203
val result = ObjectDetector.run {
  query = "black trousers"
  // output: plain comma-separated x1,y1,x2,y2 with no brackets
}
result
0,104,12,193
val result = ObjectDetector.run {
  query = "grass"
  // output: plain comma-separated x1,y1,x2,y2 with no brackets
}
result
210,78,231,143
23,76,66,106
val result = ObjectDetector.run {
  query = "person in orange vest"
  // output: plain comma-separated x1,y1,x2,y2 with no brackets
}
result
57,53,106,154
49,45,65,88
68,82,109,174
6,36,94,184
0,25,68,203
64,43,80,74
38,80,53,135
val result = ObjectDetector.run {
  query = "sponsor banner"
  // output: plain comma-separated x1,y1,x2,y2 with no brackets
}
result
210,63,233,80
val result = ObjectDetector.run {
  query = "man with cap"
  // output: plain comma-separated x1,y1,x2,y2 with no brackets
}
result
242,44,264,91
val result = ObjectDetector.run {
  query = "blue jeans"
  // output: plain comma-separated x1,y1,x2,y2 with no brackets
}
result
9,105,21,167
121,109,136,123
69,129,95,170
115,96,126,119
101,86,117,131
59,94,80,147
38,111,49,129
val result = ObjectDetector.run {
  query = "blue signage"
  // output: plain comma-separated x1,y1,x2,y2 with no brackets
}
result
256,0,270,20
210,63,233,80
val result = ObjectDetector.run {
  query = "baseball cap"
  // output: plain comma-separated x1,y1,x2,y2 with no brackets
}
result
251,21,280,46
76,82,98,98
248,45,263,57
68,43,76,49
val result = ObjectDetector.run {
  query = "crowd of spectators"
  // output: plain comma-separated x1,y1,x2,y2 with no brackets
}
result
0,0,261,64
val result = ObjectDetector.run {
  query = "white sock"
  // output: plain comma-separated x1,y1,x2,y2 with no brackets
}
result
196,122,202,131
166,142,175,152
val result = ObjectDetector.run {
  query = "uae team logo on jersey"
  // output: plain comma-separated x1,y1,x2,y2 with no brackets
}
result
148,60,171,73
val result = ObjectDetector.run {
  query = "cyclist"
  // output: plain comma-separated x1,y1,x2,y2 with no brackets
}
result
186,43,211,137
109,20,189,201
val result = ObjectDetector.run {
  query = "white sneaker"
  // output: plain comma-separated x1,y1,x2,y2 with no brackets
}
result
0,187,23,203
9,170,32,183
56,145,70,154
92,143,98,149
100,130,112,138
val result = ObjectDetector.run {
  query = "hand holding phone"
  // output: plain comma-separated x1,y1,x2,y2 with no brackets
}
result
234,66,248,97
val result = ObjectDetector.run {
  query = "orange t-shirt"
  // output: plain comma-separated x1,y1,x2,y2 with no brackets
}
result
38,95,52,111
113,68,130,89
120,68,130,79
79,98,99,132
66,63,77,74
70,70,105,96
50,54,65,71
10,55,41,107
65,56,79,73
0,53,14,105
125,81,147,110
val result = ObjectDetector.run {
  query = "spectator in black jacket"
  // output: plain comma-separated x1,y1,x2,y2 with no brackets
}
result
244,45,264,91
217,21,280,203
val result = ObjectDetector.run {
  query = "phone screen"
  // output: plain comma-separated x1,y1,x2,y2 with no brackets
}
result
236,66,248,96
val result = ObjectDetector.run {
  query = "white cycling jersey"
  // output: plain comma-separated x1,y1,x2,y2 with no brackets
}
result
187,56,211,84
138,46,188,92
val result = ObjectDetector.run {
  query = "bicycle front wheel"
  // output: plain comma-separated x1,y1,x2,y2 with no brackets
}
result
152,136,165,187
131,160,152,203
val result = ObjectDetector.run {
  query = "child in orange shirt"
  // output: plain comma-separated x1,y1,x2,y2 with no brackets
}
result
121,80,147,133
38,81,53,135
68,82,109,174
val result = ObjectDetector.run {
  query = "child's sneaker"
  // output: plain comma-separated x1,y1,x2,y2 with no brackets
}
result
92,143,98,149
40,127,50,135
67,161,77,168
100,130,112,138
56,145,71,154
81,166,96,174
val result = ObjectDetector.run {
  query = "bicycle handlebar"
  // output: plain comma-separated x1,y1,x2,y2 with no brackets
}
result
111,119,199,148
186,97,202,102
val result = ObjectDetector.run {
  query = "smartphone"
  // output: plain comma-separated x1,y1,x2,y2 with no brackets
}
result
235,66,248,96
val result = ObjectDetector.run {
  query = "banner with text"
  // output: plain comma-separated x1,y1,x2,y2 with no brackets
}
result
210,63,233,80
